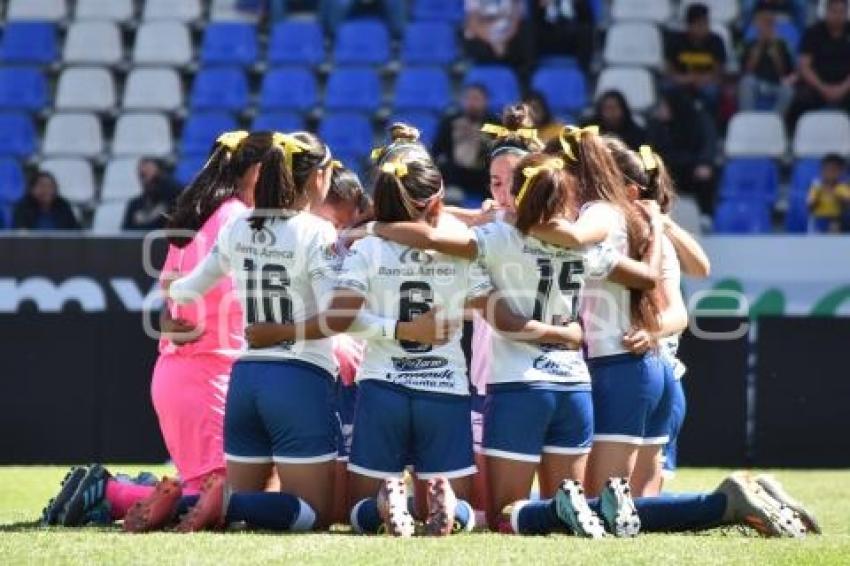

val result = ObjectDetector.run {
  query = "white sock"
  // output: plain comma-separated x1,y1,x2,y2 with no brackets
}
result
290,498,316,532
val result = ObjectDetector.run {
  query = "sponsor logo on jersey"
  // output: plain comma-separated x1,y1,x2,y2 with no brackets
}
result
391,356,448,371
399,247,435,265
532,355,588,379
251,226,277,247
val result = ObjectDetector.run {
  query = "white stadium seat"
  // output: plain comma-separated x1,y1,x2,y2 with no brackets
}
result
64,22,123,66
210,0,261,22
92,200,128,234
133,22,193,66
143,0,202,22
112,113,173,157
39,159,95,203
7,0,67,21
681,0,738,24
43,113,104,158
604,22,664,68
122,68,183,112
611,0,671,23
101,158,142,201
725,112,787,157
595,67,656,112
75,0,133,22
793,111,850,158
55,67,116,112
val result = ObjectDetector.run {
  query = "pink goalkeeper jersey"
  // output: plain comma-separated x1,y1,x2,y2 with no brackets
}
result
158,198,247,357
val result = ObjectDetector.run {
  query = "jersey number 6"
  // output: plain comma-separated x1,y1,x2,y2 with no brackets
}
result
399,281,433,353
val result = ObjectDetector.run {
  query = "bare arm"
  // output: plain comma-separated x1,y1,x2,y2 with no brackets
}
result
528,205,612,248
469,294,583,349
663,217,711,278
656,275,689,339
373,221,479,260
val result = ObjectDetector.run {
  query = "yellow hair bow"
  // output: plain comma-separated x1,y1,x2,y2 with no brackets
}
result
370,146,385,162
515,158,565,207
481,123,541,143
216,130,249,151
558,125,600,162
272,132,312,171
381,160,408,178
331,160,344,169
639,145,658,173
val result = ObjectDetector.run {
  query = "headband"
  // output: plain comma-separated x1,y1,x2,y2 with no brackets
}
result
515,158,565,207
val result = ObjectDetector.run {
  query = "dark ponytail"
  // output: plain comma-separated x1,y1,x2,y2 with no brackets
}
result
512,154,574,234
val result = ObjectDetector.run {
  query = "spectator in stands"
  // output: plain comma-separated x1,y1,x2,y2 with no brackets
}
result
432,84,494,198
787,0,850,128
739,3,796,115
464,0,533,76
647,90,718,215
742,0,807,31
807,153,850,233
12,172,80,231
524,91,565,144
528,0,594,72
664,3,727,112
584,90,647,151
122,158,180,232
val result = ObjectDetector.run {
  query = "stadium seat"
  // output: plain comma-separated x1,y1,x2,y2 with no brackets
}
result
39,158,96,203
260,68,318,113
670,194,702,235
92,200,127,234
181,112,238,154
412,0,464,22
744,20,801,53
719,158,779,203
210,0,262,22
75,0,133,22
463,66,520,114
0,158,25,206
531,67,587,114
0,67,48,112
201,23,259,67
388,111,438,147
401,22,457,65
112,113,172,157
394,68,450,113
793,111,850,158
680,0,738,24
595,67,656,112
43,113,103,158
0,113,36,157
190,67,249,112
0,22,57,64
790,158,822,197
784,192,810,233
325,68,382,113
713,199,772,234
725,112,787,158
319,113,374,160
55,67,116,112
63,22,123,66
611,0,671,22
101,158,142,201
175,154,207,185
252,112,305,133
7,0,67,21
268,21,325,67
133,22,193,66
333,19,391,66
123,68,183,112
603,22,664,68
143,0,202,22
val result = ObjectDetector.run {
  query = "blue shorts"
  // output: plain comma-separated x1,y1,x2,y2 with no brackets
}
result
335,380,358,461
481,383,593,463
663,374,687,472
224,360,337,464
588,353,671,445
348,380,475,480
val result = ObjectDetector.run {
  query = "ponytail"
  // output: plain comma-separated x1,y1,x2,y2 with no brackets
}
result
512,154,573,234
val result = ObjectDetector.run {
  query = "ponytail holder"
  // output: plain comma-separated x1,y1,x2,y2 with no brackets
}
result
558,125,599,162
639,145,658,173
370,146,386,162
515,158,565,207
331,160,344,169
272,132,312,171
481,123,541,144
216,130,249,151
381,160,408,178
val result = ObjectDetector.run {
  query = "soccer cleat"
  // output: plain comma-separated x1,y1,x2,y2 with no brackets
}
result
553,479,606,539
41,466,88,526
424,477,458,536
123,477,183,533
376,477,414,537
598,477,641,537
175,473,226,533
754,474,821,534
716,474,805,538
59,464,111,527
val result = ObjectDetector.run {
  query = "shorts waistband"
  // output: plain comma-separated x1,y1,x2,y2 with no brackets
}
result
234,358,334,381
586,352,646,368
487,381,592,393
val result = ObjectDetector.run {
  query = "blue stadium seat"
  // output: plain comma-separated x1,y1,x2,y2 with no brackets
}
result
252,112,305,133
0,67,47,111
401,22,456,65
531,67,587,114
389,111,438,147
790,158,821,197
719,158,779,203
319,112,374,160
394,67,450,113
190,67,249,112
181,112,238,154
464,66,520,114
0,157,25,205
0,22,57,64
412,0,464,22
0,112,35,157
268,21,325,67
201,22,259,67
175,154,208,186
325,67,382,113
784,192,810,233
334,19,391,65
260,67,318,112
713,199,772,234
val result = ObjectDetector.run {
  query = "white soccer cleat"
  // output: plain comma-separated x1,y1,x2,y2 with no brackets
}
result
553,479,606,539
754,474,821,534
599,477,641,537
717,473,806,538
376,477,414,537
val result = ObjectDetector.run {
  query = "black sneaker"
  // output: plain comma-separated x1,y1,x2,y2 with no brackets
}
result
59,464,112,527
40,466,88,526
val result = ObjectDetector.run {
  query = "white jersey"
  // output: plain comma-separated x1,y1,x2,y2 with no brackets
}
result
170,210,338,375
336,221,492,397
659,234,686,379
472,220,619,387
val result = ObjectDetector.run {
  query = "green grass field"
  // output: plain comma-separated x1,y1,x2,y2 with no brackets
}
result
1,466,848,565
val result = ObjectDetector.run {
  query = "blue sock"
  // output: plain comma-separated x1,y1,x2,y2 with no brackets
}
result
514,499,562,535
455,499,475,532
225,492,315,532
176,495,199,517
350,498,381,534
633,493,727,532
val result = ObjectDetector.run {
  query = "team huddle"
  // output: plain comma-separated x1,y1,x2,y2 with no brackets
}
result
39,104,820,539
